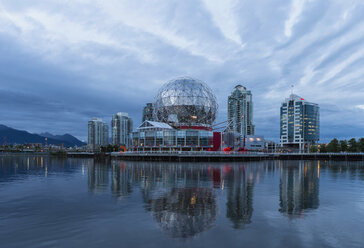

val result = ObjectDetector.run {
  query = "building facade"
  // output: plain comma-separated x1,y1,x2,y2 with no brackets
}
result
88,118,109,149
132,121,214,151
142,103,155,122
228,85,255,136
111,112,133,147
280,94,320,152
244,135,264,151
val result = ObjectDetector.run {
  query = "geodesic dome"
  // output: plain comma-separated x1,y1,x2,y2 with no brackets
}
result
154,77,218,127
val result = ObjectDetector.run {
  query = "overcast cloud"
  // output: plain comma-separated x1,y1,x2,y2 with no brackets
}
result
0,0,363,141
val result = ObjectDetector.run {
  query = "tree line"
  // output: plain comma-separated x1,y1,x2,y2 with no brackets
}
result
100,144,122,152
311,138,364,153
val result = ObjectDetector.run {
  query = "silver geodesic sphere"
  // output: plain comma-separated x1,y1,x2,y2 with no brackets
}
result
154,77,218,127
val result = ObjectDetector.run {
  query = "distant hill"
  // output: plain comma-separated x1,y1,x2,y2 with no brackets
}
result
39,132,85,147
0,124,85,147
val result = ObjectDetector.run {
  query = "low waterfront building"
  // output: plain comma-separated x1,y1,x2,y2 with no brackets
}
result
265,140,277,153
132,121,214,151
280,94,320,152
244,135,264,151
88,118,109,150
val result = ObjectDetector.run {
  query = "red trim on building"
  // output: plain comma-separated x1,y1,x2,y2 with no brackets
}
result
177,125,212,131
212,132,221,151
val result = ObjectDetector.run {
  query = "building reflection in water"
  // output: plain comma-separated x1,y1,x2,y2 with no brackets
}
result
86,160,324,236
139,164,217,239
145,187,216,238
0,155,83,181
279,161,320,217
113,161,218,238
105,161,272,235
225,164,255,229
111,162,133,198
88,160,110,193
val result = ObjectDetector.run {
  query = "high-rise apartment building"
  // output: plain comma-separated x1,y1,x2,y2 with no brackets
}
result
111,112,133,147
142,103,154,122
88,118,109,149
280,94,320,152
228,85,255,136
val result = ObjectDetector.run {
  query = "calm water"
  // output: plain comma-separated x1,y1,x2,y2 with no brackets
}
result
0,156,364,248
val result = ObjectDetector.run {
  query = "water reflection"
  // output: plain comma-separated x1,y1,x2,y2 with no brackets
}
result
111,162,133,198
113,162,218,238
93,161,270,236
146,188,216,238
88,160,110,193
2,156,364,247
225,165,255,228
279,161,320,217
0,155,87,183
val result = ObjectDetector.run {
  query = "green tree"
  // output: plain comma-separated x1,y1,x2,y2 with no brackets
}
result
348,138,358,152
309,145,318,153
319,144,327,153
102,144,116,152
327,138,340,153
339,140,348,152
358,138,364,153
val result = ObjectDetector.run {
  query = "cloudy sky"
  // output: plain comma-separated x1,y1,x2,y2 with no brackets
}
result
0,0,363,142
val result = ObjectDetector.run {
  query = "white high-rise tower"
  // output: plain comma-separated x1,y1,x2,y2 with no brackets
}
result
111,112,133,147
88,118,109,149
228,85,255,136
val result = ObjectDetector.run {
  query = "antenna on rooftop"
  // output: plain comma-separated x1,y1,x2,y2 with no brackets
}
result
290,84,294,95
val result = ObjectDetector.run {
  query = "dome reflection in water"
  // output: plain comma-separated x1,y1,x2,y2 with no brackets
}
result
86,160,324,237
86,160,325,237
88,161,263,236
112,162,219,238
144,188,216,238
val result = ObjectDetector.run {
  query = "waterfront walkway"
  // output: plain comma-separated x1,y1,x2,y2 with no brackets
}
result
107,151,364,162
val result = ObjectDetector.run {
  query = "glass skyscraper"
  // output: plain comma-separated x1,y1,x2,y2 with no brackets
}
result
142,103,154,122
280,94,320,152
111,112,133,147
88,118,109,149
228,85,255,136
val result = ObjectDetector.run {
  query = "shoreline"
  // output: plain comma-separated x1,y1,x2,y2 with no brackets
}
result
1,151,364,162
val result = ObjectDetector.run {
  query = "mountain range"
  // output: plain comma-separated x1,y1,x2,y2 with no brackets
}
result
0,124,85,147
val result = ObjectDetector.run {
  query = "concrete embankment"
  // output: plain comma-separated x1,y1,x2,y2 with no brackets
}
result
64,152,364,162
67,152,110,158
110,152,364,162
